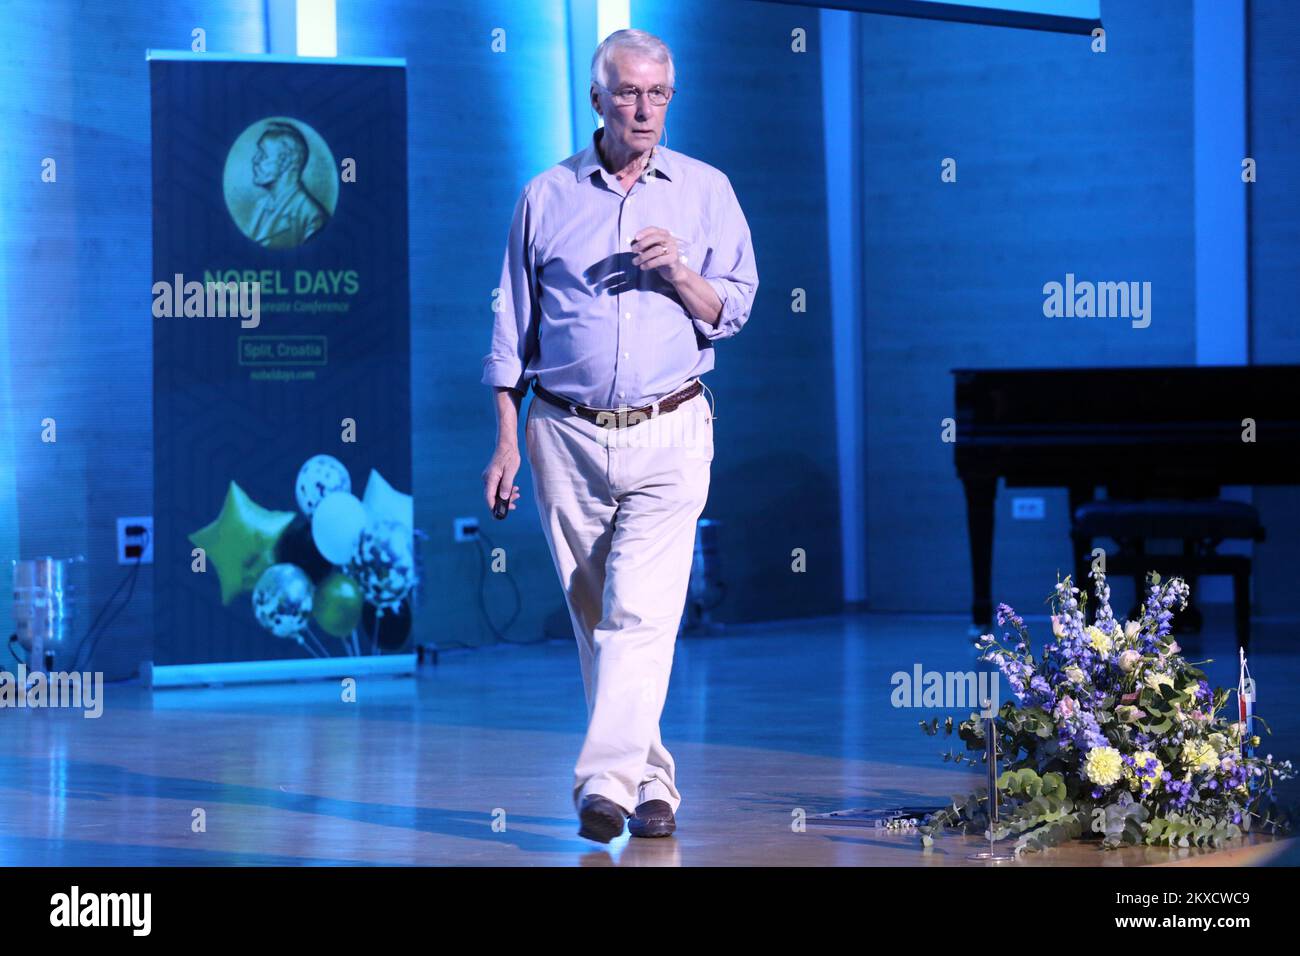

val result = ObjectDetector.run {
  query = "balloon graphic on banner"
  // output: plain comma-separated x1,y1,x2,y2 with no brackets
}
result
363,599,413,651
311,492,368,566
251,563,314,638
312,572,364,638
275,514,333,583
296,454,351,516
361,468,413,532
349,518,417,611
188,481,296,604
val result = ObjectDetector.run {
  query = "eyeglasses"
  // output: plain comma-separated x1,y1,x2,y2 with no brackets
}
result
596,83,675,107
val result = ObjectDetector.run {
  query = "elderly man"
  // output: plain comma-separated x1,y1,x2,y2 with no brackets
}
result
480,28,758,843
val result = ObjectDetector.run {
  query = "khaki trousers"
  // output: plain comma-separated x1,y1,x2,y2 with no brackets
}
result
525,385,714,816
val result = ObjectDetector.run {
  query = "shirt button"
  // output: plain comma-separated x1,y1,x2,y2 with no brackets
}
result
619,391,625,398
622,352,629,359
624,312,631,320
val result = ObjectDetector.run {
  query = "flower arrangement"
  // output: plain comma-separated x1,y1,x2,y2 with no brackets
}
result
918,569,1293,855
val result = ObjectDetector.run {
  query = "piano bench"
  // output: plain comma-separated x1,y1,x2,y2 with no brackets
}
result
1070,499,1265,652
1073,499,1265,544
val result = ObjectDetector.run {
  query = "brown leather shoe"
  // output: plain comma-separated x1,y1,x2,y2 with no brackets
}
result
577,794,628,843
628,799,676,838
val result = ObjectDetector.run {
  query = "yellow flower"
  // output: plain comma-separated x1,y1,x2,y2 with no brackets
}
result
1124,750,1163,793
1181,740,1219,773
1084,746,1124,787
1086,625,1112,657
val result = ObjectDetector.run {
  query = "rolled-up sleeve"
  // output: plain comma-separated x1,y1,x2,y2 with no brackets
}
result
480,187,540,391
693,174,758,341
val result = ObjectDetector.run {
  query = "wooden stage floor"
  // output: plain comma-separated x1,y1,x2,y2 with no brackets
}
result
3,611,1296,866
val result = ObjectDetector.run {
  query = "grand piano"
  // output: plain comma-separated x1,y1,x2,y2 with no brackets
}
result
953,365,1300,627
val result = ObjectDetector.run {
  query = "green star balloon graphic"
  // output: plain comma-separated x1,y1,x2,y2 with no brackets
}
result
189,481,296,605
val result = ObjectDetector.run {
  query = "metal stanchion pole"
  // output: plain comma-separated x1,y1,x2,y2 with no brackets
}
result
968,704,1014,862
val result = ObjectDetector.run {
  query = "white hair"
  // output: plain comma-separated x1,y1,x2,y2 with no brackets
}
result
590,28,675,89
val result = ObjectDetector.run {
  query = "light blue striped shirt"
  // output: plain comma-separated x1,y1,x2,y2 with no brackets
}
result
481,128,758,408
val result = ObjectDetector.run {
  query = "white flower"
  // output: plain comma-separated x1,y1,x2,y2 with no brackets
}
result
1051,615,1066,639
1115,705,1145,724
1065,665,1086,684
1118,649,1140,673
1124,620,1140,640
1144,671,1175,691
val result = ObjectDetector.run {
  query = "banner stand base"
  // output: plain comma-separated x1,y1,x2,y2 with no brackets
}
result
141,653,418,689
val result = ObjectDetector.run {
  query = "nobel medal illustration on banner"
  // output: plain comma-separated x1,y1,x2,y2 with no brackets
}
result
223,116,339,249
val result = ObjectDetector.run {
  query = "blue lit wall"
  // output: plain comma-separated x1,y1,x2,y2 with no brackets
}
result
2,1,1297,671
856,0,1197,614
853,0,1297,615
1248,0,1300,614
0,2,265,677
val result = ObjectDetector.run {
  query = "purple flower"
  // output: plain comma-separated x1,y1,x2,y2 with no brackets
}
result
996,603,1024,630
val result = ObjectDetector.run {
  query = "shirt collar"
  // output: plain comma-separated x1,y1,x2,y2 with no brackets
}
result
576,127,675,184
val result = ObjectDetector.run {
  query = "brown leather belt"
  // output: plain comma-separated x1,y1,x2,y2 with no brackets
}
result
531,377,702,428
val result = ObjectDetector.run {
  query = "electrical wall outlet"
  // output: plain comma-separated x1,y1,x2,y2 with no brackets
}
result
117,516,154,564
1011,497,1046,520
453,517,480,542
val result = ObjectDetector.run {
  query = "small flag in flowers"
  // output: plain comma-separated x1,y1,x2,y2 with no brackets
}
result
1239,646,1254,758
